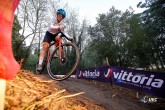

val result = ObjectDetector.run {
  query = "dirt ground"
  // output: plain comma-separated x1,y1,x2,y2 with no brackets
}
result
5,70,165,110
58,78,165,110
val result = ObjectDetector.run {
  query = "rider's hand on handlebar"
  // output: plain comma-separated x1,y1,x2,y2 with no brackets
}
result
58,25,65,30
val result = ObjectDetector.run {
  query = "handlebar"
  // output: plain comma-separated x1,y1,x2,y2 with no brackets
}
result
56,30,74,42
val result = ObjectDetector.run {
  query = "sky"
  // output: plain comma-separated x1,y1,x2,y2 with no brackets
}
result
62,0,145,25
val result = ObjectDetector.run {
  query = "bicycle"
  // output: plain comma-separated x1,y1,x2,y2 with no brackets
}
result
36,30,80,81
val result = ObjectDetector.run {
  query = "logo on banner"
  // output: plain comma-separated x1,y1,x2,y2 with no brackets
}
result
79,70,100,78
78,71,83,78
104,68,113,78
113,70,164,88
140,96,158,103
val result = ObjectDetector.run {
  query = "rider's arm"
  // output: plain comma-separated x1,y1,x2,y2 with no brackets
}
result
50,24,65,31
63,32,71,38
50,24,59,31
49,18,60,31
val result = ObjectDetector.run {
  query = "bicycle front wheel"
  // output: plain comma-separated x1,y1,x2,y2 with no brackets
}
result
47,42,80,81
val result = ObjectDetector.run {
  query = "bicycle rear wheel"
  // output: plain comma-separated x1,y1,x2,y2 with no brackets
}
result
47,42,80,81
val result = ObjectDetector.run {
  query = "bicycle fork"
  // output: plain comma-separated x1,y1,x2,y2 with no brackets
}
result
55,38,65,62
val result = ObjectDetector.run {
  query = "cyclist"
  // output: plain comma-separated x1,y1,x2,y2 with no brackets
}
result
37,9,66,71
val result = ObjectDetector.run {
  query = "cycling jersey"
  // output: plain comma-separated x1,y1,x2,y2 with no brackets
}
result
42,18,70,44
47,18,64,34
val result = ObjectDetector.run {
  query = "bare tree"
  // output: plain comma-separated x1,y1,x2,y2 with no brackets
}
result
64,8,90,67
17,0,49,57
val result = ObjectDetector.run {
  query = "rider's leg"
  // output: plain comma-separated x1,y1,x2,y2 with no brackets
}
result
38,42,49,64
37,31,56,70
37,42,49,70
38,31,52,65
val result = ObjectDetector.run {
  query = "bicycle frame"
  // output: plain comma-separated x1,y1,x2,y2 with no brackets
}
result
46,30,73,65
54,37,65,63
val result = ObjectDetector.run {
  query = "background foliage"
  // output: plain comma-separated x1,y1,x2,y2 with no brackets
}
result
12,0,165,72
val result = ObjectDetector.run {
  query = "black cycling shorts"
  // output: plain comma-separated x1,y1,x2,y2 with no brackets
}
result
43,31,58,44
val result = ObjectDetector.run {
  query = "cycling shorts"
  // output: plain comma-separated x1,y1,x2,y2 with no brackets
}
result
42,31,58,44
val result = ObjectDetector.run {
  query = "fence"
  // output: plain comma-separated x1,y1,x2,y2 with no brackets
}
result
76,66,165,98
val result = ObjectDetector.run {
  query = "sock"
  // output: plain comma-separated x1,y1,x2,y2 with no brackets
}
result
39,58,43,65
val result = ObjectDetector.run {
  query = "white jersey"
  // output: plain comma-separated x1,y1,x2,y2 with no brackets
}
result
47,18,64,34
47,18,71,38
